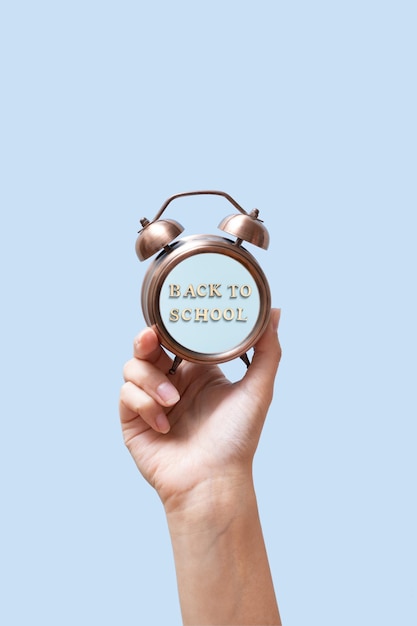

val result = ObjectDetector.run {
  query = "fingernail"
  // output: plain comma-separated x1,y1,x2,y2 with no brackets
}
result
155,413,171,434
157,382,180,405
271,308,281,333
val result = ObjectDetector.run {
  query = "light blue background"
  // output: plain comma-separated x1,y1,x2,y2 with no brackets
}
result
1,2,415,625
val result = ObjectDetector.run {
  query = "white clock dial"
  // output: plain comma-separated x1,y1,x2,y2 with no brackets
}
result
159,252,261,355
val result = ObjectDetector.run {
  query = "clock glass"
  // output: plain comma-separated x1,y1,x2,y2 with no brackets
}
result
158,252,261,356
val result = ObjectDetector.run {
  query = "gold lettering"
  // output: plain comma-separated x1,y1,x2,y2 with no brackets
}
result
196,284,207,297
209,284,222,297
169,284,180,297
227,285,238,298
240,285,252,298
223,308,235,321
183,284,197,298
194,308,209,322
169,308,179,322
210,308,222,321
167,307,249,322
181,308,192,321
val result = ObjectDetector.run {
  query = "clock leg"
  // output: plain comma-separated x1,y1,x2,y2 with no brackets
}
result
169,355,183,374
240,352,251,368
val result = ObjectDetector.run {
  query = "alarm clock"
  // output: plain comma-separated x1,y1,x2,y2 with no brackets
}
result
135,190,271,373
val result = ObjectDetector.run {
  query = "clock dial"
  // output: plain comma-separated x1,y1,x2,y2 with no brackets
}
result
158,252,261,355
140,234,270,366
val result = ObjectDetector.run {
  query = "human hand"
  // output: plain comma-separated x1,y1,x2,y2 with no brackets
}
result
119,308,281,510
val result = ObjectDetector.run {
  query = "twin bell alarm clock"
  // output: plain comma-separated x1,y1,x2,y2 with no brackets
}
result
135,190,271,373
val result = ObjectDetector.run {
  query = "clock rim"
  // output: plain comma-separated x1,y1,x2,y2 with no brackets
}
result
141,234,271,364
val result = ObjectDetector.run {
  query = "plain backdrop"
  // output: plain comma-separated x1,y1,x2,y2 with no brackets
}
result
1,2,416,625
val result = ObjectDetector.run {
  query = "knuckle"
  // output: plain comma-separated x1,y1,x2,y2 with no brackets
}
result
122,359,135,382
119,381,132,403
137,393,154,415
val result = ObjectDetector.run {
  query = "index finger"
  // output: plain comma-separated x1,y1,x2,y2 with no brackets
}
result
133,326,173,373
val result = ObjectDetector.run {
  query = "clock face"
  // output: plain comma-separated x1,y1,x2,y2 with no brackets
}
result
158,252,261,355
141,235,271,364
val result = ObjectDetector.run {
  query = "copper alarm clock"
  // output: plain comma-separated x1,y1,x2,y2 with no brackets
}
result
135,190,271,373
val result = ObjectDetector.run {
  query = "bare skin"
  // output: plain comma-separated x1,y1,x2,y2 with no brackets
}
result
119,308,282,625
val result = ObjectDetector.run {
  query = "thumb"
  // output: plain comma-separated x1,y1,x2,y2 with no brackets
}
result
242,308,282,393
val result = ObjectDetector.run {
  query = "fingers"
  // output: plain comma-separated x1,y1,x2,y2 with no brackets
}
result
123,358,180,407
119,326,180,434
119,381,172,434
242,308,282,395
133,326,173,373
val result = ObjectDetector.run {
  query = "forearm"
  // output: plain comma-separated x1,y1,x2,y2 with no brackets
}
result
165,474,281,626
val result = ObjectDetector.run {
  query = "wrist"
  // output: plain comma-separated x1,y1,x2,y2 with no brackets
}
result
164,469,256,532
